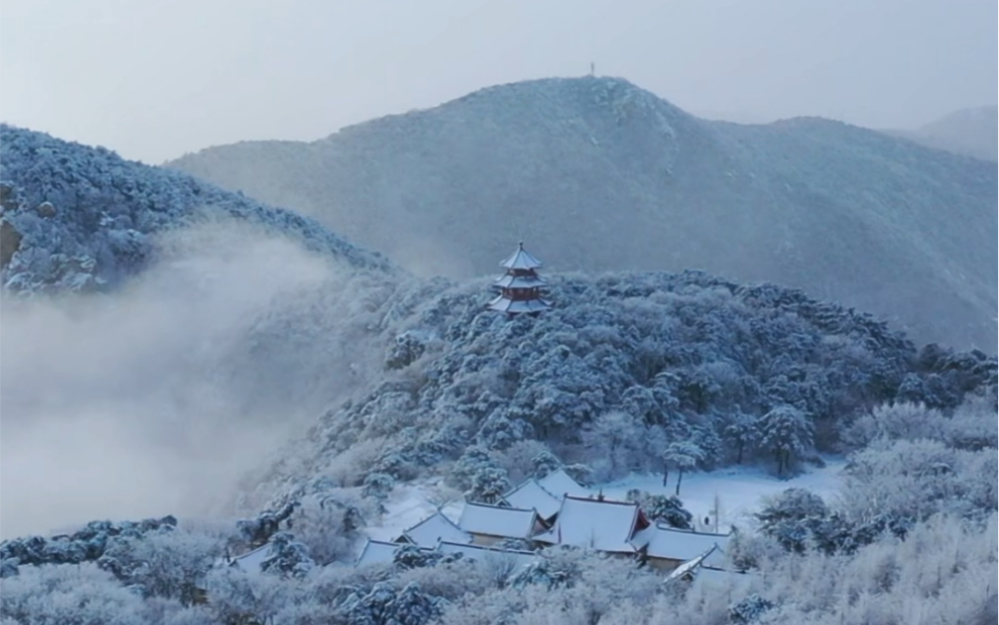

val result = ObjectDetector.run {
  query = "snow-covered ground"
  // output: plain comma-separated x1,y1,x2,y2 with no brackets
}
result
366,480,465,543
598,458,847,532
368,459,846,547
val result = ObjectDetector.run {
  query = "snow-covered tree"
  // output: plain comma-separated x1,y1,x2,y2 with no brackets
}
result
259,532,314,578
723,413,759,464
756,405,813,476
662,441,704,495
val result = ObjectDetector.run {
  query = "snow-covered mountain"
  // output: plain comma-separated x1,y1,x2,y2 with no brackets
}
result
885,105,998,162
168,77,997,351
1,116,996,625
243,270,994,513
0,125,392,293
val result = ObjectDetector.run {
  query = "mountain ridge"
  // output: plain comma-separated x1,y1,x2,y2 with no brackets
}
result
167,77,998,351
0,124,394,293
883,105,998,162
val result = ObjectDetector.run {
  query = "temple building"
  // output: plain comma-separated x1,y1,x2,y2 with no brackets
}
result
487,242,551,315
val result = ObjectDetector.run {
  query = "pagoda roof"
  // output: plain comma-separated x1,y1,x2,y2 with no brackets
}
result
487,295,551,314
493,274,547,289
400,511,472,548
500,243,544,270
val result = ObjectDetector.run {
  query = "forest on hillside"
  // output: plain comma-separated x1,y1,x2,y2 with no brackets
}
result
2,262,995,625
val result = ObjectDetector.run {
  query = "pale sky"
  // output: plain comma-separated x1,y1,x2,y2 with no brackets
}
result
2,0,996,164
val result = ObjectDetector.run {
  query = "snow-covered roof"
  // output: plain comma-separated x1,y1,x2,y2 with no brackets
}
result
487,295,552,313
437,541,538,570
401,511,472,548
637,524,731,565
694,566,754,587
458,503,539,539
230,544,270,573
355,539,429,567
663,548,714,584
503,479,562,520
500,243,544,270
537,469,589,499
493,274,547,289
536,496,647,553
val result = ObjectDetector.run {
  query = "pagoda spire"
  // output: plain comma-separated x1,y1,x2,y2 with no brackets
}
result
487,241,551,316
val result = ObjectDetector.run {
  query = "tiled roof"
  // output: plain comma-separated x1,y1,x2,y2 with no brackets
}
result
401,511,472,547
537,469,589,499
458,502,539,539
636,524,731,565
536,496,644,553
437,540,538,571
355,539,431,567
499,243,544,270
503,479,562,520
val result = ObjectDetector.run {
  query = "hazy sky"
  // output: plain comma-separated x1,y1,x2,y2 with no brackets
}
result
2,0,996,163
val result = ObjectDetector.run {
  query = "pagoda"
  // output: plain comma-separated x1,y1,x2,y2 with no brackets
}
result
487,242,551,315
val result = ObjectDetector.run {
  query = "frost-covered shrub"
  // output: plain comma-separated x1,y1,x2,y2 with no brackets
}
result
96,529,219,606
729,593,774,624
0,562,155,625
842,397,998,452
0,515,178,569
448,446,501,492
363,472,396,500
386,332,428,370
286,494,368,566
259,532,314,578
839,438,997,523
465,467,512,504
510,547,586,590
234,502,297,548
755,488,829,554
337,582,447,625
627,492,693,529
392,545,464,570
530,450,563,479
203,567,292,625
486,440,552,485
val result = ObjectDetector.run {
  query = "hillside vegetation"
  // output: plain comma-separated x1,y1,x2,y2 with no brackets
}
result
169,77,997,351
1,121,996,625
0,125,392,293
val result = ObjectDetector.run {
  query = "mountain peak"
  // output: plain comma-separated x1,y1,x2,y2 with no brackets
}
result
169,81,997,350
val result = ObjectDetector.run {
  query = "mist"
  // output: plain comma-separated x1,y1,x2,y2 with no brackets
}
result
0,221,380,539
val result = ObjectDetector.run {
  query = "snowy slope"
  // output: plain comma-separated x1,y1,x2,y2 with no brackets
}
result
599,459,846,531
169,76,997,350
884,105,998,162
